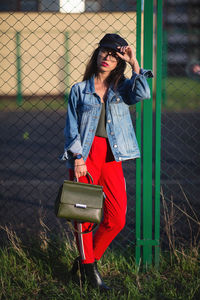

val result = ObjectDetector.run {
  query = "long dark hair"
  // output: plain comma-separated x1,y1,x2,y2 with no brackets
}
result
83,47,126,90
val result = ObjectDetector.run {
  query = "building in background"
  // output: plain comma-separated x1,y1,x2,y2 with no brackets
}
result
164,0,200,76
60,0,85,13
0,0,136,12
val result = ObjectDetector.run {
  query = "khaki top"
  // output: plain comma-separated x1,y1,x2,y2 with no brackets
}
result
95,103,108,138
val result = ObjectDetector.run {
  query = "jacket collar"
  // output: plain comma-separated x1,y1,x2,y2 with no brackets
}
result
85,75,117,101
85,75,96,94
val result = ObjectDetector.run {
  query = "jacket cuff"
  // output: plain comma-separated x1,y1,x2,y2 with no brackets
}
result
132,68,153,79
69,139,83,155
59,151,68,161
139,68,154,78
59,139,83,161
131,68,153,91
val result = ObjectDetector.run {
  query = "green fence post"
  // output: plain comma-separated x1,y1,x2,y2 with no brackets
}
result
135,0,162,268
142,0,154,267
135,0,142,267
64,32,69,103
154,0,163,267
16,31,22,106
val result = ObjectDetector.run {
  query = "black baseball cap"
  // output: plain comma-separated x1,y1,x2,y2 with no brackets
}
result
99,33,128,52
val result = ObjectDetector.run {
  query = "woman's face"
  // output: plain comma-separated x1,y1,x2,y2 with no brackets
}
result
97,47,119,73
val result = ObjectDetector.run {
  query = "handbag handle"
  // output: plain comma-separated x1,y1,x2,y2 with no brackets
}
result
70,171,98,234
74,171,94,184
67,220,98,234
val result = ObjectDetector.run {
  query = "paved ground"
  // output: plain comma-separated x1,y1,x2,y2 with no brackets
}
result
0,109,199,248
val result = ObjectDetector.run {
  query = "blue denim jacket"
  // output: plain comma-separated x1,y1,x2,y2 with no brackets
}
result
61,69,153,168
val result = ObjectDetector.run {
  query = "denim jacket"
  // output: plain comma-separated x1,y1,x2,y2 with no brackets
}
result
61,68,153,168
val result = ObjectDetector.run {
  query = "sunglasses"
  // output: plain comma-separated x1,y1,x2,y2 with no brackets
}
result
99,48,119,61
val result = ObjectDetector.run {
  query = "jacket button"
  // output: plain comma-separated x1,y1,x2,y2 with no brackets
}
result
107,120,111,123
114,144,118,148
119,157,122,161
110,132,114,135
116,97,120,102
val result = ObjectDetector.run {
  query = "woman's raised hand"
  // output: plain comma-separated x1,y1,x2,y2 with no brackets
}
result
116,46,140,74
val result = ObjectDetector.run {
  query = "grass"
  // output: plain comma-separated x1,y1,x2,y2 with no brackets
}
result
162,77,200,111
0,77,199,112
1,197,200,300
0,237,199,300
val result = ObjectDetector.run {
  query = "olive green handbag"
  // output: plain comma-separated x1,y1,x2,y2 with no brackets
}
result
55,172,104,234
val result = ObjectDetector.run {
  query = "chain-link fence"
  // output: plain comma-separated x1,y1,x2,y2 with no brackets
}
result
160,0,200,248
0,0,199,254
0,1,139,251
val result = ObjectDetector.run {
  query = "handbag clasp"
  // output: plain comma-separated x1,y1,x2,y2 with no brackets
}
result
75,204,87,209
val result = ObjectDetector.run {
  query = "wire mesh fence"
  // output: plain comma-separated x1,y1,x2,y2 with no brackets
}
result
0,0,199,253
0,1,138,251
160,0,200,248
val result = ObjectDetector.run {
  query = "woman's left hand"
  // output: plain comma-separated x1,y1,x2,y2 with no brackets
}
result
116,46,140,74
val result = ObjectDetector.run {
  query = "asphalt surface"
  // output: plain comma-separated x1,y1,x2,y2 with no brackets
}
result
0,109,200,247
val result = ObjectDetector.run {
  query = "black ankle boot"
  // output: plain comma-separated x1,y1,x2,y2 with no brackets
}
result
83,262,110,290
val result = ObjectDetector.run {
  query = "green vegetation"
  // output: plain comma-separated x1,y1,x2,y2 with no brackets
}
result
162,77,200,111
1,189,199,299
0,225,200,300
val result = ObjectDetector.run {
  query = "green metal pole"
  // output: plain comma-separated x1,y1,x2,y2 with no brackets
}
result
64,32,69,104
154,0,163,267
143,0,153,267
135,0,142,266
16,31,22,106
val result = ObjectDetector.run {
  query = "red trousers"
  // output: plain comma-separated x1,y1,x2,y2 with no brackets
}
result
69,136,127,264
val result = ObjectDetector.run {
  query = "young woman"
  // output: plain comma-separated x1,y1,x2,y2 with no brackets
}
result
61,33,153,289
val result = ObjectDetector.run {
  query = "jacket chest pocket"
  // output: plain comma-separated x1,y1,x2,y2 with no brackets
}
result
110,102,130,119
78,104,93,126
